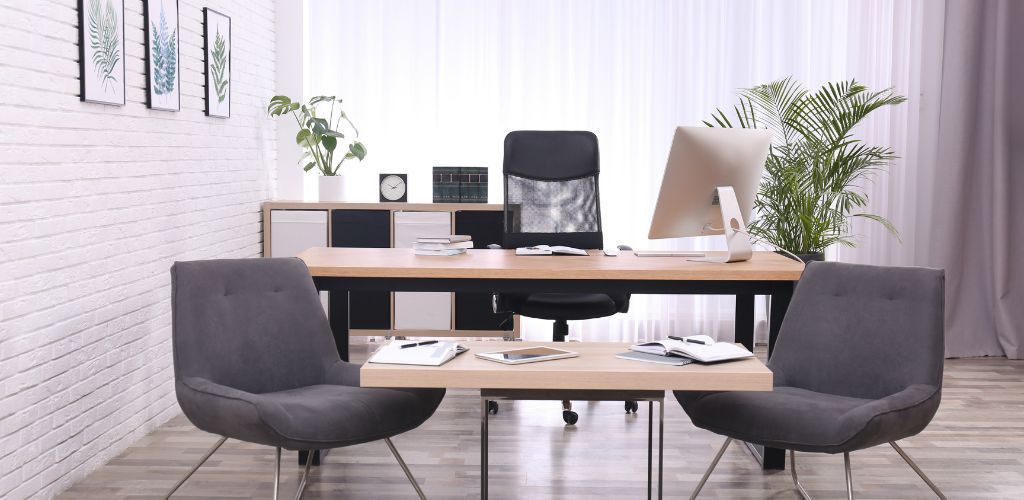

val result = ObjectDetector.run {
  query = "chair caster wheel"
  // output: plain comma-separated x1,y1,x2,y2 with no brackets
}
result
625,400,639,413
487,401,499,414
562,410,578,425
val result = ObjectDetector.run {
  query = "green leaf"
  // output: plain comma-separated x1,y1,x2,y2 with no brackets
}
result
295,129,311,145
349,141,367,160
89,0,121,91
303,162,316,172
321,135,337,152
211,27,229,103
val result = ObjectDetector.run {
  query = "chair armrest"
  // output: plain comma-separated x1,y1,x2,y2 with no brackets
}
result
617,245,633,251
840,384,940,423
181,376,258,403
323,360,361,387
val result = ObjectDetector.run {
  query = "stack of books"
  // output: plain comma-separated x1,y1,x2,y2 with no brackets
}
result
414,235,473,256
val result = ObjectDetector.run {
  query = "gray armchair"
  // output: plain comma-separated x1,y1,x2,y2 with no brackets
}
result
168,258,445,499
678,261,947,499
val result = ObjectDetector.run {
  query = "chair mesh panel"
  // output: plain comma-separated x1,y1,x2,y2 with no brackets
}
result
506,174,599,234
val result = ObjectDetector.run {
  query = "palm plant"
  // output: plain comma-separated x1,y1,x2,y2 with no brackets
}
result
706,77,905,256
267,95,367,176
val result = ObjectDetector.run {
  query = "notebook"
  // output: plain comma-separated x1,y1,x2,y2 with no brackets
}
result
616,351,694,366
515,245,588,256
629,335,753,363
368,341,468,366
414,248,467,256
418,235,472,244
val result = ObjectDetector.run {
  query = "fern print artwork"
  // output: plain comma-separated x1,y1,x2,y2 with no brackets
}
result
211,29,229,103
145,0,179,110
79,0,125,105
203,8,231,117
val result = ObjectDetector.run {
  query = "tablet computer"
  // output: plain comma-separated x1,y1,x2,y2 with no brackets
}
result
475,346,578,365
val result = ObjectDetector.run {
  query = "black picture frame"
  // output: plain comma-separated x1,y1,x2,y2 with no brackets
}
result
203,8,231,118
143,0,180,111
78,0,126,105
380,173,409,203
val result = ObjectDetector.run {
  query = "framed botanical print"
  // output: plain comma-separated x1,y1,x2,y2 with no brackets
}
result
144,0,180,111
203,8,231,118
78,0,125,105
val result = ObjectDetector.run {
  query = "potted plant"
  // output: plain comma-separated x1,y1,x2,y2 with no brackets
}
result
267,95,367,201
706,77,905,262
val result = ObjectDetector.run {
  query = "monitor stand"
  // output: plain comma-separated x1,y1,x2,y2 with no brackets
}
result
689,186,753,263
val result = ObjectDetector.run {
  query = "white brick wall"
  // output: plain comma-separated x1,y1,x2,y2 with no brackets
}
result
0,0,277,497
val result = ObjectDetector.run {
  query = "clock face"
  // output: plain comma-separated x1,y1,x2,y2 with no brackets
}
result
380,174,407,201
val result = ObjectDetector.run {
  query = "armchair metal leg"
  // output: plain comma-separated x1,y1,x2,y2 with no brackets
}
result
385,437,428,500
273,448,281,500
164,436,227,499
293,452,313,500
688,437,732,500
844,452,853,500
789,450,812,500
889,441,947,499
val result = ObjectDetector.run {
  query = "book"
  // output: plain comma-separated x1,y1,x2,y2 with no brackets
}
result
413,241,474,251
368,340,468,366
418,235,472,244
615,351,694,366
629,335,754,363
515,245,588,256
414,248,467,256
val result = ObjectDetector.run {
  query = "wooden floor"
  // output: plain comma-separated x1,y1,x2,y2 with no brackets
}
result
59,343,1024,499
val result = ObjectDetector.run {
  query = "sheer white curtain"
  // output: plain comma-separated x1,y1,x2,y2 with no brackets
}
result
305,0,908,342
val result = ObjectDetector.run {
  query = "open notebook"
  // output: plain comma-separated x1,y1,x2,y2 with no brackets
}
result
368,341,468,366
515,245,588,256
629,335,753,363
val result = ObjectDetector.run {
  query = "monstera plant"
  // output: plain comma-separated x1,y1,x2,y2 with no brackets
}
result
706,77,905,259
267,95,367,201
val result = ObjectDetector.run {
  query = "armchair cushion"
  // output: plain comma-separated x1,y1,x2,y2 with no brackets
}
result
179,376,445,451
675,383,941,454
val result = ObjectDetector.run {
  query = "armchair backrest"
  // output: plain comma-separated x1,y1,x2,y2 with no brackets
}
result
768,261,945,399
502,130,604,249
171,258,338,394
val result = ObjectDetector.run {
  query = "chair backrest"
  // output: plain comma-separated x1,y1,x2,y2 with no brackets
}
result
502,130,604,249
768,261,945,399
171,258,338,394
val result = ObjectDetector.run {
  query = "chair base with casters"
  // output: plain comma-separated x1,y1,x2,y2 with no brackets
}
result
688,437,947,500
163,436,426,500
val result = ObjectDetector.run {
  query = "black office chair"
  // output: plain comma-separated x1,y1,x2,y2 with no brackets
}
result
491,130,633,424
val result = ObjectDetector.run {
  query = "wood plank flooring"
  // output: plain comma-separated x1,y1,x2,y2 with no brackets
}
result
58,343,1024,499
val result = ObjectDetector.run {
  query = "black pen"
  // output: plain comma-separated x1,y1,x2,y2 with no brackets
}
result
401,340,439,349
669,336,708,345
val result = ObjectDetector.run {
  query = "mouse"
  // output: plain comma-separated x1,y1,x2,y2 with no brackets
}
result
603,248,619,257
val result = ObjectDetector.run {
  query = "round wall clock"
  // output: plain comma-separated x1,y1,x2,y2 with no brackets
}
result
379,173,408,202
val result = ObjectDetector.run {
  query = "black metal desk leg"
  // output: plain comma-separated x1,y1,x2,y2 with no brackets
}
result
752,281,796,471
481,398,489,499
768,282,795,358
327,290,351,362
734,294,756,351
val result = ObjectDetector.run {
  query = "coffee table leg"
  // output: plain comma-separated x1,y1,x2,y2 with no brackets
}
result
658,399,664,500
648,401,653,500
481,398,489,500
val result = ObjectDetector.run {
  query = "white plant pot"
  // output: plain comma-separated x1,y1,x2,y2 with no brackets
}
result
318,174,354,202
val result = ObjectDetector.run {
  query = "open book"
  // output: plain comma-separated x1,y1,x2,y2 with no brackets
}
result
368,341,468,366
629,335,753,363
515,245,588,256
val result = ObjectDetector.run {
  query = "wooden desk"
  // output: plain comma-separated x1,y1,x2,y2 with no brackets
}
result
300,247,803,470
362,341,773,499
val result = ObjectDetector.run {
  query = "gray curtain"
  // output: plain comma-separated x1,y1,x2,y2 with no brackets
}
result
925,0,1024,358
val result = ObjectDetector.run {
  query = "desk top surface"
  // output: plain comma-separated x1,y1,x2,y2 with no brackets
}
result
359,341,773,391
298,248,803,281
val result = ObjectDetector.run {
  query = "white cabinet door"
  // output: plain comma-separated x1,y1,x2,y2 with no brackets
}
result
269,210,329,313
269,210,328,257
393,211,452,331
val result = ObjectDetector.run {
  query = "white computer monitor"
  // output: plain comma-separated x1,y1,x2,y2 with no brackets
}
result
643,126,772,262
